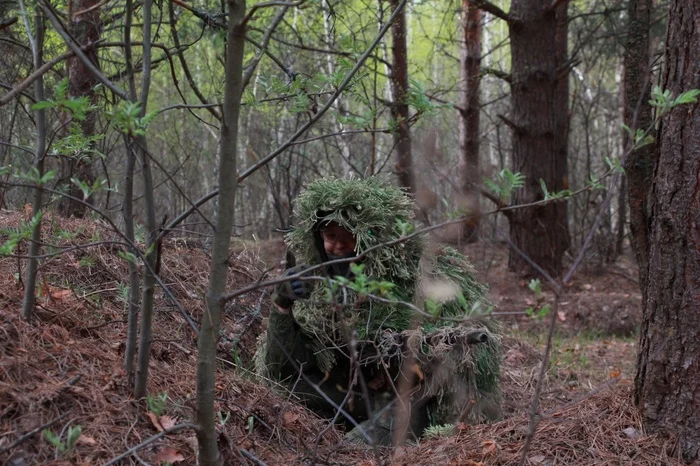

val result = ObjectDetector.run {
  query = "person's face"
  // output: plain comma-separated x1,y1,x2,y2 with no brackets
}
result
320,223,357,257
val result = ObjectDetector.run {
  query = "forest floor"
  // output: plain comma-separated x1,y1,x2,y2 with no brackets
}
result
0,210,688,465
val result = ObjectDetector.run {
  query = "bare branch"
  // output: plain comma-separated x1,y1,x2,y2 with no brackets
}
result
242,2,291,88
242,0,303,26
481,66,512,83
472,0,510,22
38,0,129,100
0,412,69,455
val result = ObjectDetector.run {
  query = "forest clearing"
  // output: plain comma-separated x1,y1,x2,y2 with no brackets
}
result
2,0,700,464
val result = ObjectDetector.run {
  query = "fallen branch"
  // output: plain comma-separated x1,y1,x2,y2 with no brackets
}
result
0,412,69,455
240,448,269,466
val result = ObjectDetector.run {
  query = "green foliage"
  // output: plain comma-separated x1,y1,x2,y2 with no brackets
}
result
116,282,130,306
31,79,94,121
70,177,109,201
15,166,57,185
43,425,82,455
0,212,43,256
423,423,455,438
648,85,700,117
146,392,168,416
539,179,572,201
79,256,95,267
406,78,442,116
108,101,157,136
587,174,605,190
484,168,525,203
604,156,625,174
525,279,551,320
118,250,138,264
331,263,396,298
217,410,231,426
621,124,655,150
52,125,104,161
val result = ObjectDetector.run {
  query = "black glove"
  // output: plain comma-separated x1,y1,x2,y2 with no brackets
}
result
272,265,313,310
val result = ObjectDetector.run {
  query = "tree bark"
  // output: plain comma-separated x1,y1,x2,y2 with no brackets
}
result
507,0,569,277
133,0,156,400
196,0,246,463
389,0,414,194
457,0,482,242
122,0,140,381
633,0,700,460
58,0,100,217
21,10,46,321
554,1,570,254
622,0,653,301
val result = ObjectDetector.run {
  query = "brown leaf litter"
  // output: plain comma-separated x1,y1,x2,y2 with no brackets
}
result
0,211,689,465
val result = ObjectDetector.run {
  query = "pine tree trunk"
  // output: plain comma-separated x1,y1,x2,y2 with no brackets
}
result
507,0,568,277
634,1,700,460
389,0,414,194
458,0,481,242
59,0,100,217
554,1,570,254
622,0,653,302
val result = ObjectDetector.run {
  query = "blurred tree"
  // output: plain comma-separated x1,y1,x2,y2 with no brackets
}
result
457,0,482,242
389,0,414,194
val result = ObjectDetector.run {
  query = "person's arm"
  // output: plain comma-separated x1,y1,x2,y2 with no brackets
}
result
265,266,315,379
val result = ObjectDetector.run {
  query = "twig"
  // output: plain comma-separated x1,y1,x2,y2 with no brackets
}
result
242,0,304,27
0,412,69,455
240,448,269,466
101,423,198,466
518,296,559,466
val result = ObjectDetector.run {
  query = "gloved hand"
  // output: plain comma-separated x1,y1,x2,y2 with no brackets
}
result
272,265,313,310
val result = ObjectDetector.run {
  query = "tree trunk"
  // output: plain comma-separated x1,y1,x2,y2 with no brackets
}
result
507,0,568,277
622,0,653,301
457,0,481,242
633,0,700,460
196,0,246,463
21,10,46,321
122,0,140,381
554,1,570,254
389,0,414,194
133,0,156,399
58,0,100,217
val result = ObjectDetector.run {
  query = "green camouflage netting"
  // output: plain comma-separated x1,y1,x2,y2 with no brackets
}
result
256,176,501,426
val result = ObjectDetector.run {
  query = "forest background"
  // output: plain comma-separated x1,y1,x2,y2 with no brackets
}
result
1,0,699,464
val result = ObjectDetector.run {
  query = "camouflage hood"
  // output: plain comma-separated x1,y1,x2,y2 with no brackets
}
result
285,176,423,288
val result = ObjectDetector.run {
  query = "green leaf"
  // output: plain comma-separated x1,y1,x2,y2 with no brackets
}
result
71,177,92,200
673,89,700,105
55,78,69,101
118,250,138,264
43,429,65,452
65,425,82,452
31,100,57,111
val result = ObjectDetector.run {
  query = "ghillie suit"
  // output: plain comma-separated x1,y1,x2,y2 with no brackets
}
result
255,177,501,444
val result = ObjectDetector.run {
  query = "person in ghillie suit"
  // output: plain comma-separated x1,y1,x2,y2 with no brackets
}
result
254,177,501,445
